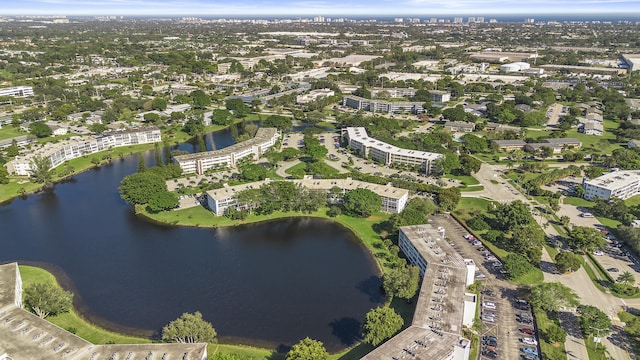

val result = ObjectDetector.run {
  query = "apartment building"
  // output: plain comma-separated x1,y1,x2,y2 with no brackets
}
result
363,224,475,360
206,178,409,216
582,170,640,200
6,127,161,176
296,88,335,104
0,86,34,98
173,128,279,175
342,95,426,114
342,127,443,174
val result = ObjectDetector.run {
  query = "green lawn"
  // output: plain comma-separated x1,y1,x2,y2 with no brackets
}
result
534,309,568,360
446,174,480,186
510,268,544,285
584,335,608,360
454,197,497,218
0,126,25,140
459,185,485,192
563,196,593,207
625,194,640,207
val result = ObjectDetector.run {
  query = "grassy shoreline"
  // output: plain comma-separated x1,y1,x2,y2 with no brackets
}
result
17,207,398,359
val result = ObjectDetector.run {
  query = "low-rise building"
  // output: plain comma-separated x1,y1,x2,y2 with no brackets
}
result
342,127,443,174
173,128,279,175
0,135,36,149
0,262,207,360
342,95,426,114
493,138,582,153
444,121,475,133
206,178,409,216
363,224,475,360
430,90,451,103
0,86,34,98
6,127,161,176
296,88,335,104
579,120,604,136
582,170,640,200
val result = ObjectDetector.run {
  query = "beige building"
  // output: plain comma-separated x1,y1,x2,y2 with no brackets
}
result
0,262,207,360
173,128,279,175
342,127,443,174
362,224,475,360
206,178,409,216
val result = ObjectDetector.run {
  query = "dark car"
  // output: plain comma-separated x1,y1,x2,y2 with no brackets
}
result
520,328,535,335
482,350,498,358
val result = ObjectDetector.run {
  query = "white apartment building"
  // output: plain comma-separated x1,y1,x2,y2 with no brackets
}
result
0,86,34,98
582,170,640,201
363,224,475,360
173,128,279,175
206,178,409,216
6,127,161,176
342,127,443,174
342,95,426,114
296,88,335,104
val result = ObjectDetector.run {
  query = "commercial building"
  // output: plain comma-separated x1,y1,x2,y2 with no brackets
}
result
500,62,531,72
362,224,475,360
582,170,640,201
206,178,409,216
6,127,161,176
342,95,426,114
621,54,640,72
0,262,207,360
342,127,443,174
173,128,279,175
0,86,34,98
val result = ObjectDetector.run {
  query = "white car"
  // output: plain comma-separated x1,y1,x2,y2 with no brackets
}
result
482,316,495,322
483,302,496,310
521,337,538,346
593,250,605,256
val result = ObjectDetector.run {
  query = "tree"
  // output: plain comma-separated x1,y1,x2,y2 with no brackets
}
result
391,197,437,229
88,123,108,134
555,251,582,273
191,90,211,109
383,265,420,301
211,109,234,125
119,172,167,205
263,115,293,131
362,306,404,346
29,121,52,138
286,337,329,360
343,188,381,217
29,155,54,186
161,311,217,343
152,97,167,111
240,164,267,182
137,154,147,173
24,283,73,319
544,324,567,344
567,226,605,252
436,187,461,212
618,271,636,286
148,191,179,212
458,154,481,175
502,253,535,280
225,98,250,117
530,282,579,312
577,305,612,337
0,166,8,184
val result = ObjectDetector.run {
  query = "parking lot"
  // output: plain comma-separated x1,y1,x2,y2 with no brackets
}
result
429,215,542,360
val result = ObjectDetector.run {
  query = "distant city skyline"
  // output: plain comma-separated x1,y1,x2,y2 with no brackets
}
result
6,0,640,17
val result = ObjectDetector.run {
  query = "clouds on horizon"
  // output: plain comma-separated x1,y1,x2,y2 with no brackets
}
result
9,0,640,16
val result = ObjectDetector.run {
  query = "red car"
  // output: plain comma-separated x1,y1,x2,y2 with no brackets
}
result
520,328,535,335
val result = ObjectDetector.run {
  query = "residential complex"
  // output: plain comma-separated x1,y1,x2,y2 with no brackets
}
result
492,138,582,153
363,224,476,360
342,95,426,114
206,178,409,216
0,262,207,360
0,86,34,98
6,127,161,176
173,127,279,175
582,170,640,200
342,127,443,174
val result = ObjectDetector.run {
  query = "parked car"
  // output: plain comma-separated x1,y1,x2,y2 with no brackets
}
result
492,261,503,267
483,302,497,310
608,267,619,272
520,347,539,356
593,250,605,256
521,354,539,360
483,335,497,342
521,337,538,346
520,328,535,335
482,350,498,358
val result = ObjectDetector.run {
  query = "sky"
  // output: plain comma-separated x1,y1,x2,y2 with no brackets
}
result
4,0,640,17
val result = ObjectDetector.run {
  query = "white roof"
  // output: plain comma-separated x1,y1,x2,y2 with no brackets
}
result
584,170,640,190
345,127,443,161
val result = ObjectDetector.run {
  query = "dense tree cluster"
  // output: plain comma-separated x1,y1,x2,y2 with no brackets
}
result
161,311,217,344
362,306,404,346
24,283,73,319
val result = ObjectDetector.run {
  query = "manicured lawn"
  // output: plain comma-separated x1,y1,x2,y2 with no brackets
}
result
459,185,484,192
534,309,567,360
0,178,41,203
619,311,640,357
563,196,593,207
584,334,608,360
596,216,621,229
447,174,480,186
285,162,306,175
454,197,497,218
625,194,640,207
0,126,25,140
510,268,544,285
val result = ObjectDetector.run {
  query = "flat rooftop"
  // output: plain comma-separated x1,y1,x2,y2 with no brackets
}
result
345,127,442,161
584,170,640,190
174,127,278,162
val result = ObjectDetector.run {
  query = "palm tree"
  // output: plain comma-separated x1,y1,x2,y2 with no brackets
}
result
617,271,635,286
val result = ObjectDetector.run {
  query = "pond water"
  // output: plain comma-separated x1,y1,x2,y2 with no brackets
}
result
0,127,384,351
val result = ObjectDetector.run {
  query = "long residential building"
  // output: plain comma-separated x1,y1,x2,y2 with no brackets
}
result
342,127,443,174
206,178,409,216
582,170,640,200
342,95,426,114
6,127,161,176
0,86,34,98
173,128,279,175
0,262,207,360
362,224,475,360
